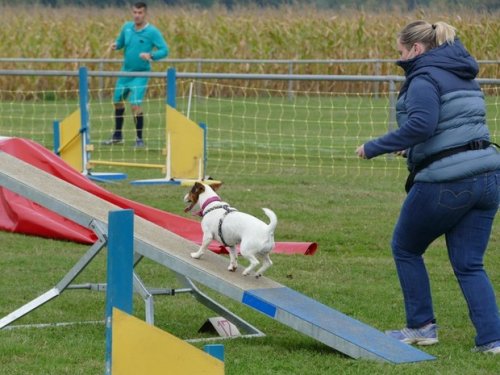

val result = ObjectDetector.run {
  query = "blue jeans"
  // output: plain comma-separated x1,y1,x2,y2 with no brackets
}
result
391,170,500,346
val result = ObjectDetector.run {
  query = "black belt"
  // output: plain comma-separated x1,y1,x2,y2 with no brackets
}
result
405,140,499,193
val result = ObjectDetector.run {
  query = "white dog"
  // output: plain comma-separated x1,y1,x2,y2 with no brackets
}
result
184,182,277,277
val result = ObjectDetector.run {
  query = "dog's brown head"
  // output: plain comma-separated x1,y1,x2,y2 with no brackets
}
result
184,182,205,213
183,182,222,213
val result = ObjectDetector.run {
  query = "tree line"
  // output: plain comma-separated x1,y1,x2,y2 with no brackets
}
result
3,0,499,11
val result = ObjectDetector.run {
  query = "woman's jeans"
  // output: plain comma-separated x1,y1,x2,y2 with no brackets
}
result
391,170,500,346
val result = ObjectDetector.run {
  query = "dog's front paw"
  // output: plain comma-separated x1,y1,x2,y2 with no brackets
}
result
227,264,237,272
190,251,203,259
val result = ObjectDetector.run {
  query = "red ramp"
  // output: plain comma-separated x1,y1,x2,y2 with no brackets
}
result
0,137,317,255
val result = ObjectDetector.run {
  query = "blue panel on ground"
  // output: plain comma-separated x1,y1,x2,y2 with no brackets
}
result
88,172,128,182
243,287,435,364
130,179,181,185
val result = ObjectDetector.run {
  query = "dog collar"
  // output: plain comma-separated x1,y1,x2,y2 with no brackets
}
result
193,196,222,216
201,196,221,211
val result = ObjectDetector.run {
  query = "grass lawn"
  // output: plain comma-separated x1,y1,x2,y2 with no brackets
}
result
0,90,499,374
0,169,498,374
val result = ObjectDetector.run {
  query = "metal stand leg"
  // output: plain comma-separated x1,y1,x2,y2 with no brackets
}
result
0,220,107,329
133,272,155,325
125,266,264,338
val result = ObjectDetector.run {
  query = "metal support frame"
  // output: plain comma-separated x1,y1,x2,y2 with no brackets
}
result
66,268,264,338
0,220,108,329
175,272,264,339
1,218,262,339
131,254,263,337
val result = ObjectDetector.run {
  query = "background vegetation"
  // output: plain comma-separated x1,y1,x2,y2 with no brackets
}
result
0,5,498,94
1,0,499,12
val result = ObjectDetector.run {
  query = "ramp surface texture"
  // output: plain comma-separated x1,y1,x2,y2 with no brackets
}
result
0,151,434,363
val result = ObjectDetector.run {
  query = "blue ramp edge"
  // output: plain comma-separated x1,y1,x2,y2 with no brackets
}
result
242,287,435,364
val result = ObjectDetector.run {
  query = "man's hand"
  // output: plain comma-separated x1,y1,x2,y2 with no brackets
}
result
105,41,117,56
140,52,152,61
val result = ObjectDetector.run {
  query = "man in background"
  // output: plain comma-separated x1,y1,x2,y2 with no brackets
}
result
103,2,168,147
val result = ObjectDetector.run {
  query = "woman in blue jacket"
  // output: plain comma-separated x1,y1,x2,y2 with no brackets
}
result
356,20,500,354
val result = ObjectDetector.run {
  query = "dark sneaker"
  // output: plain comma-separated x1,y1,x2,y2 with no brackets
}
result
134,138,145,148
385,323,438,346
472,340,500,354
101,137,123,145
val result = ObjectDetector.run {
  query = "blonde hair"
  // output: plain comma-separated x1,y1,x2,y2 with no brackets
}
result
398,21,456,52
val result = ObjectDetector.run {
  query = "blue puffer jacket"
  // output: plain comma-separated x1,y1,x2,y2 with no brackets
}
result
364,39,500,182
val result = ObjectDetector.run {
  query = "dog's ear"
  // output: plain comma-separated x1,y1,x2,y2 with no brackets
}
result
211,182,223,191
192,182,206,194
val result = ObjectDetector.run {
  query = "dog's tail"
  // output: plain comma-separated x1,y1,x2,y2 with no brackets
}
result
262,208,278,235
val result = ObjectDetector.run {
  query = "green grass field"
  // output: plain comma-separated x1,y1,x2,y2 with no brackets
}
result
0,173,498,374
0,93,499,374
1,86,498,181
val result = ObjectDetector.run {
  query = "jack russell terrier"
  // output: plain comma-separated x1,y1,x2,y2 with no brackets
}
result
184,182,277,277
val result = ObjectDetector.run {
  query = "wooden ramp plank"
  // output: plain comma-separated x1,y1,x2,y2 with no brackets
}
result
0,151,435,363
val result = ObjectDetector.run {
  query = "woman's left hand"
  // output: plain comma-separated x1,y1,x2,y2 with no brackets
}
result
356,145,367,159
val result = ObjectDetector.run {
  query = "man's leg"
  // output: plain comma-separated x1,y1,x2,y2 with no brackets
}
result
103,80,129,145
113,102,126,141
130,77,149,146
132,105,144,143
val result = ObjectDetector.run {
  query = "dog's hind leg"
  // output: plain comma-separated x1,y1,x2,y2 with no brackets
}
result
242,254,260,276
227,246,238,272
255,254,273,278
191,234,212,259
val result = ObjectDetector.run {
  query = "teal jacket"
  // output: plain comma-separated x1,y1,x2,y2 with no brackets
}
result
364,39,500,182
115,22,169,72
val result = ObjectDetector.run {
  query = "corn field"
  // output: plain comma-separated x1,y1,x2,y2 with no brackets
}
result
0,5,498,95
